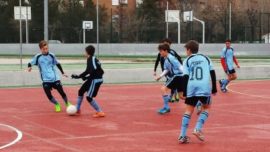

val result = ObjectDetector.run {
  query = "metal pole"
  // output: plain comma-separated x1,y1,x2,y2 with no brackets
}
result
110,8,113,42
194,17,205,44
83,29,85,44
178,21,180,44
19,0,23,69
26,6,29,43
267,13,270,43
202,21,205,44
229,0,231,40
44,0,48,41
96,0,99,57
166,1,168,38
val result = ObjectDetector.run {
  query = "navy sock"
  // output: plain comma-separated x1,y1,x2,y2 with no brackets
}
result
50,97,58,105
180,114,191,137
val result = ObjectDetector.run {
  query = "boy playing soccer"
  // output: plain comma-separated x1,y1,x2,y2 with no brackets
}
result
153,38,183,102
178,40,217,143
219,39,240,92
155,44,184,114
27,40,71,112
71,45,105,118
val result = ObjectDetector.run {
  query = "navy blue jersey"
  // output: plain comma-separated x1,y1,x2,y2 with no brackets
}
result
183,54,214,97
79,56,104,79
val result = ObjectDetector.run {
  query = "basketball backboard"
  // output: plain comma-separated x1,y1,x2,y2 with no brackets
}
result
183,11,193,22
165,10,180,23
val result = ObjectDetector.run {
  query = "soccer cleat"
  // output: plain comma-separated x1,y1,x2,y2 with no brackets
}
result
76,109,81,115
65,101,72,107
157,107,171,114
192,129,205,141
178,136,190,144
93,112,106,118
55,103,61,112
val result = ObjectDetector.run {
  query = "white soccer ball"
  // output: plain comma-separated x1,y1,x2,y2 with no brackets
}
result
66,105,77,115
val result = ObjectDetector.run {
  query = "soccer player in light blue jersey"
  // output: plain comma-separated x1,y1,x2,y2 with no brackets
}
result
155,44,184,114
27,40,71,112
219,39,240,92
178,40,217,144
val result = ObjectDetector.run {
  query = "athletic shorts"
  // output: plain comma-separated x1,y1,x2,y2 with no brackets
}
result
226,69,236,74
185,96,212,107
165,76,184,92
42,80,62,90
81,78,103,98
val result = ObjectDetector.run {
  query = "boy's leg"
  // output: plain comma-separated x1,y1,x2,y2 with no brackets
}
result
158,86,171,114
193,97,211,141
42,82,61,112
86,79,105,118
179,101,195,143
54,81,70,106
76,80,91,113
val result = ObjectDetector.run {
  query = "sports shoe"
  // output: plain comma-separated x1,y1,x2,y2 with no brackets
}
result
55,103,61,112
93,112,106,118
178,136,190,144
219,80,224,89
158,107,170,114
192,129,204,141
65,101,72,107
76,109,81,115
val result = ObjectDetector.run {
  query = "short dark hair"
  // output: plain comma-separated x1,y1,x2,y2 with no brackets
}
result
39,40,48,49
158,44,170,52
225,39,231,43
160,38,172,44
184,40,199,54
85,45,95,56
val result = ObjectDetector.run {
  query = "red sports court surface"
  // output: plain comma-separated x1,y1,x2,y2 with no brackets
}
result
0,80,269,152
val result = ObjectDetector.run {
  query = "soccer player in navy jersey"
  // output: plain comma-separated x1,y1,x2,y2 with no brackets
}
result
219,39,240,92
154,38,183,102
178,40,217,143
71,45,105,118
155,44,184,114
27,40,71,112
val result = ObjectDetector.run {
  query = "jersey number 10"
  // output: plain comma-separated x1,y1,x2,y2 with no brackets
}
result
190,67,203,80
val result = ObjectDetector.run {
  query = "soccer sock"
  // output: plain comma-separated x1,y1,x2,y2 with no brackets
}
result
222,79,229,87
180,114,191,137
63,96,68,104
90,99,102,112
195,111,209,131
162,95,171,109
50,97,58,105
76,96,83,110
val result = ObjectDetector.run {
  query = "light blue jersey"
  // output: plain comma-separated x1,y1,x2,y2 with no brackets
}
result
29,52,60,82
163,54,183,77
183,54,214,97
221,47,234,70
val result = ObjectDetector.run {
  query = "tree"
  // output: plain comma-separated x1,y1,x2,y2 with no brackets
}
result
136,0,165,42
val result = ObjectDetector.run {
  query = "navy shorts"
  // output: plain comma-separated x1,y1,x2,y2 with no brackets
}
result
185,96,212,107
165,76,184,92
226,69,236,74
80,78,103,98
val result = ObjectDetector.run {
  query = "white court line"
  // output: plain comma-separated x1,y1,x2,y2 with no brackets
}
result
0,124,23,150
227,80,270,99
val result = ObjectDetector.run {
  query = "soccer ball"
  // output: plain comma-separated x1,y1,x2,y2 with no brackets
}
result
66,105,77,116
